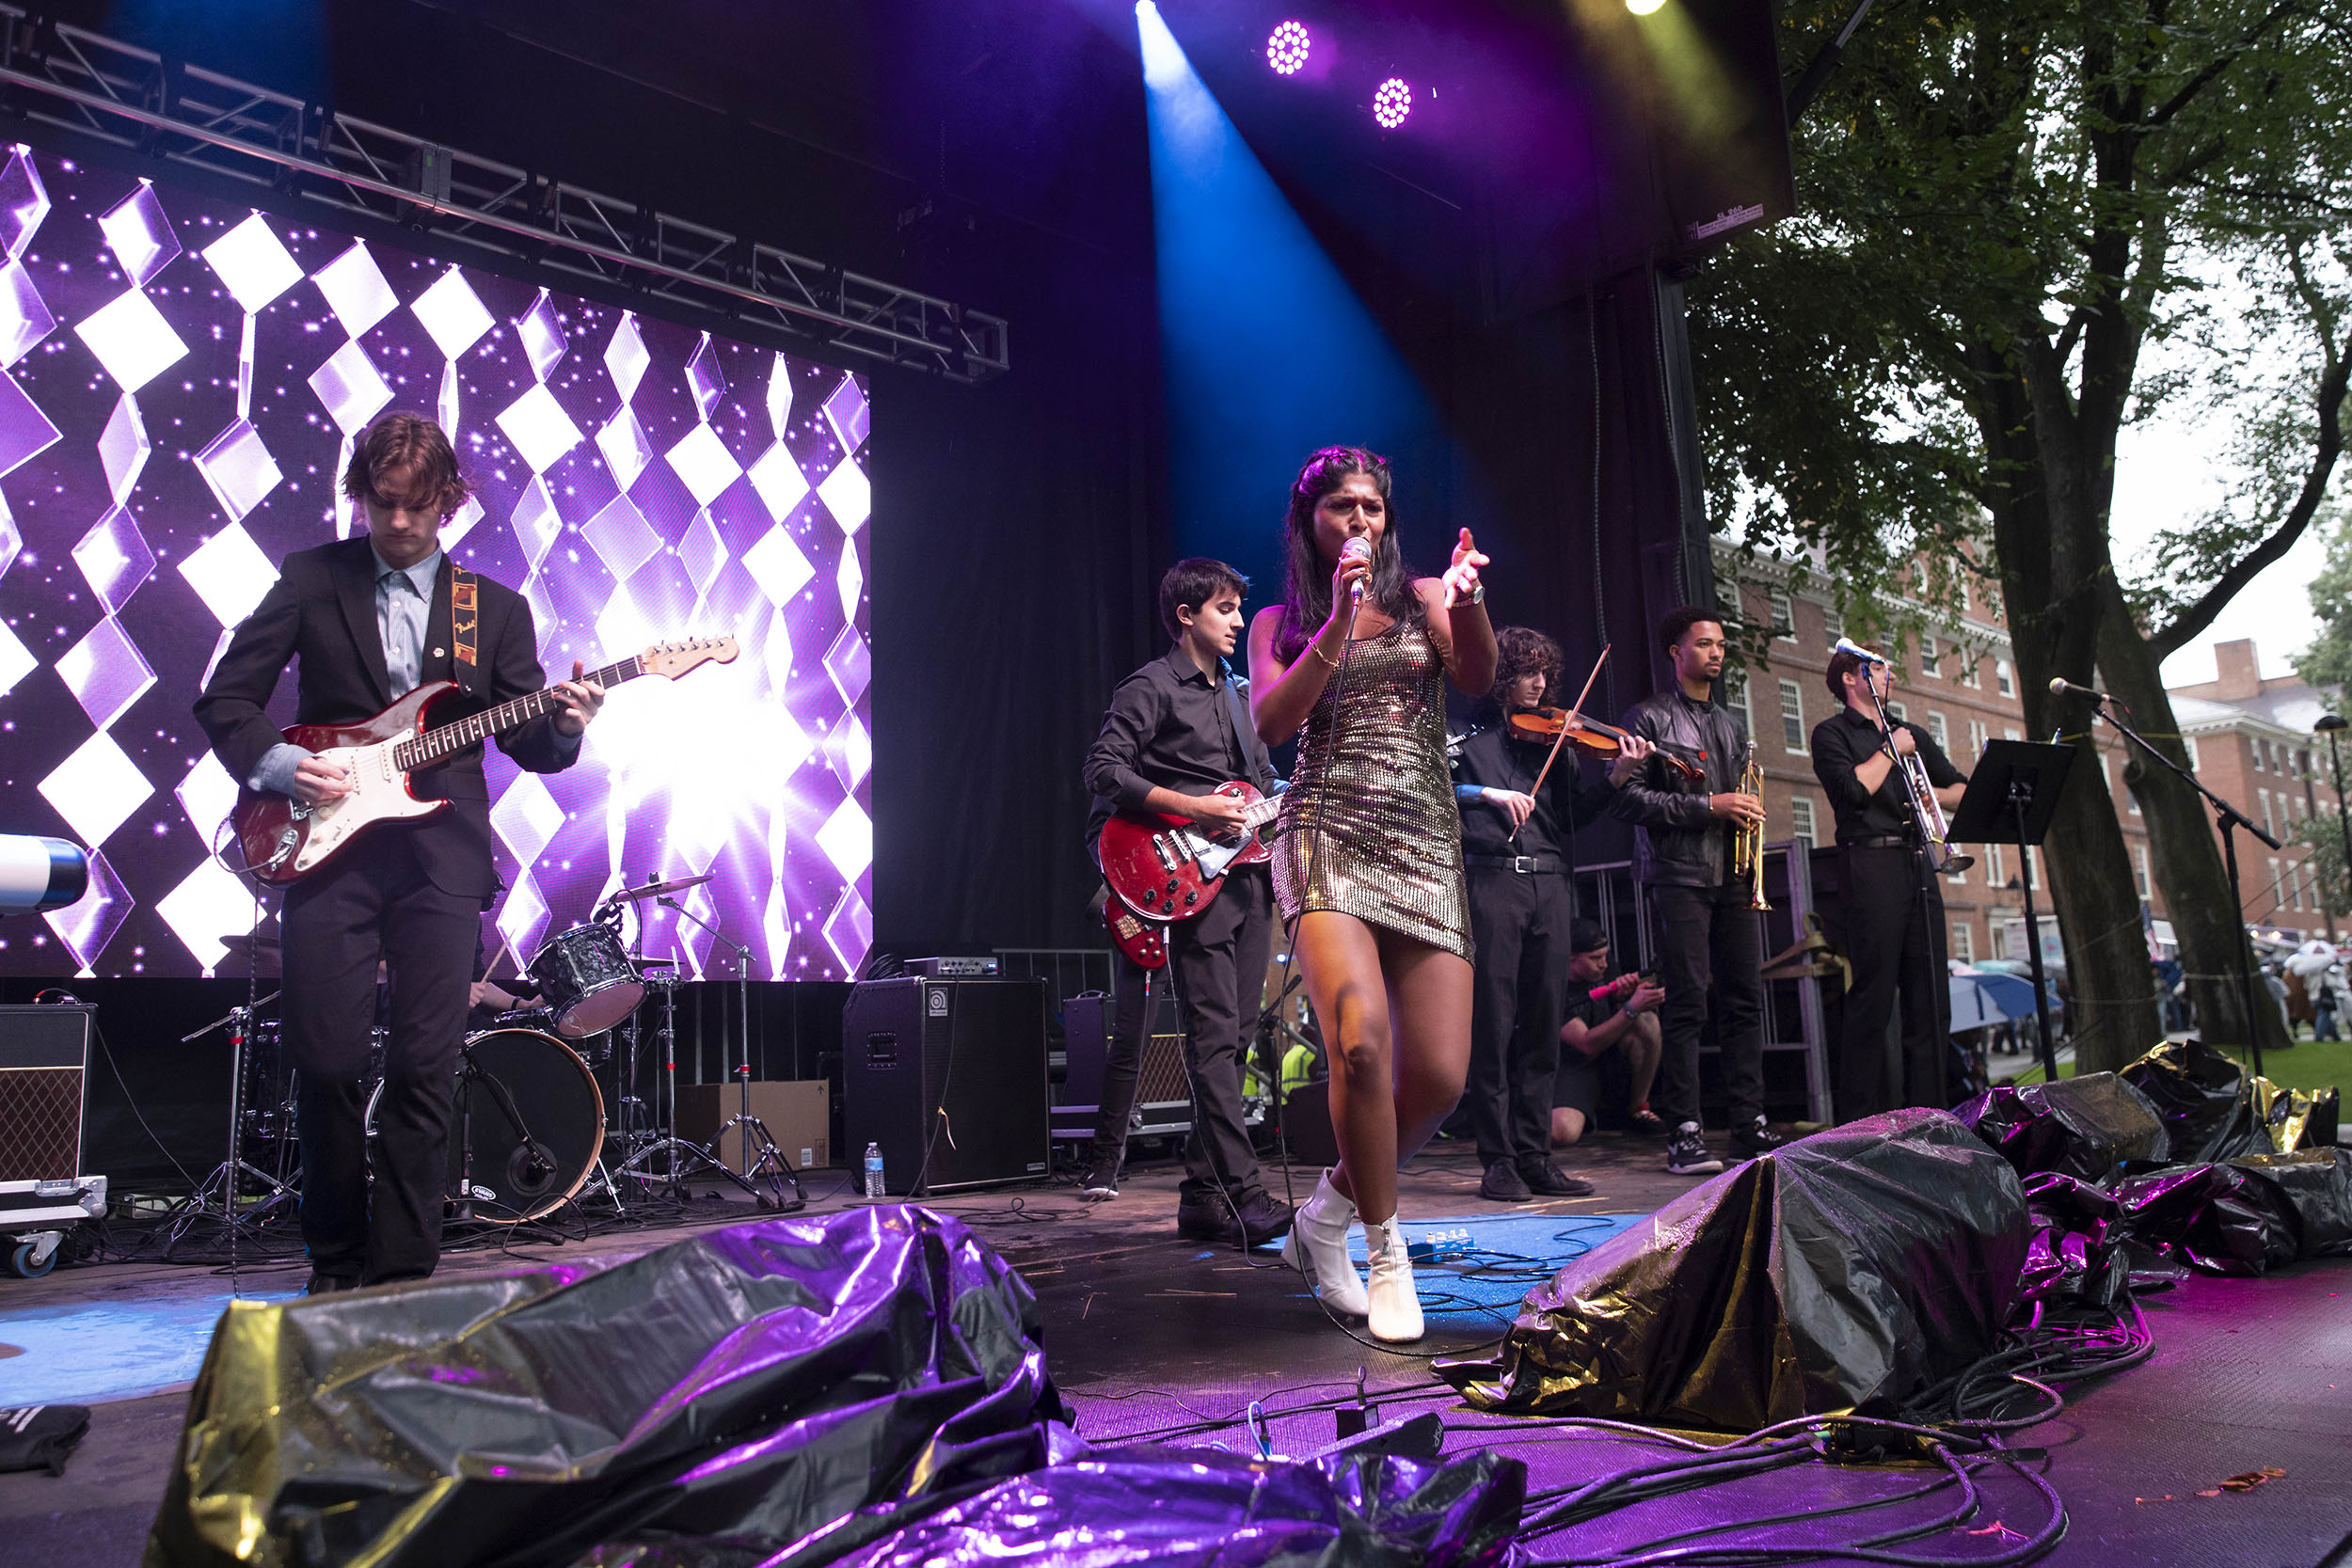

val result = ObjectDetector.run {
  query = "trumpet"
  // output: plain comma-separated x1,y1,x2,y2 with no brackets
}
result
1834,638,1975,876
1730,738,1770,910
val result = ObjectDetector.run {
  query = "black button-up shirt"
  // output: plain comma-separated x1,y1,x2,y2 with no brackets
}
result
1451,721,1619,862
1083,645,1277,859
1809,705,1965,845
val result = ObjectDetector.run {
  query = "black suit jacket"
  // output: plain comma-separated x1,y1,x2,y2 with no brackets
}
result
194,535,580,899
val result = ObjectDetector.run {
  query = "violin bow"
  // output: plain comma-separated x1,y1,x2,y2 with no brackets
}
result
1514,643,1610,842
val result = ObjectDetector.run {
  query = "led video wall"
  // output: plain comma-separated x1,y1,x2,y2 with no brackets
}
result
0,147,873,981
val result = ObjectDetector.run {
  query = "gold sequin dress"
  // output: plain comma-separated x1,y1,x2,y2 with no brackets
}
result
1271,616,1472,961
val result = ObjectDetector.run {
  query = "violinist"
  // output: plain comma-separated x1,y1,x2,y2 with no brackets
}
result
1452,626,1652,1203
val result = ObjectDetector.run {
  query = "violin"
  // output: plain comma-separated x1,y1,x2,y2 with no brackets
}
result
1506,706,1706,784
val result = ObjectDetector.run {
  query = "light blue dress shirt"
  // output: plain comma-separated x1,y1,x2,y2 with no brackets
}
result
246,546,443,795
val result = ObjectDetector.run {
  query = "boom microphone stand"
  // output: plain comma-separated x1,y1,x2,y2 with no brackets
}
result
659,895,803,1212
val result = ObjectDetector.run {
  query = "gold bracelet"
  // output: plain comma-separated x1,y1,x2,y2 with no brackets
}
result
1310,641,1341,671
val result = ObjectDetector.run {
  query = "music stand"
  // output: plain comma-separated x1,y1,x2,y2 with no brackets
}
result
1947,739,2075,1086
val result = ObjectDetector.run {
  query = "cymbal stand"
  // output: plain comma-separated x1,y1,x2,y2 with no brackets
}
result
659,895,803,1212
163,992,299,1253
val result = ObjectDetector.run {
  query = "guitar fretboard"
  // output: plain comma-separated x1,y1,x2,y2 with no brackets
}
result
393,657,641,769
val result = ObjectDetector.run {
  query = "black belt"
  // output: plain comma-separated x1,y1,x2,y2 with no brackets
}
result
1843,834,1913,850
1465,853,1566,875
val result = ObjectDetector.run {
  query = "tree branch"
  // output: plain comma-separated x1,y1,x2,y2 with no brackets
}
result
2141,0,2305,132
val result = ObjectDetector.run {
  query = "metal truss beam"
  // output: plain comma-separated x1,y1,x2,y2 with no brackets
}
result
0,9,1009,382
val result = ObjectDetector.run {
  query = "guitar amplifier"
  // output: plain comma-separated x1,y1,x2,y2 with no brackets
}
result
1057,991,1193,1141
0,1004,93,1181
843,977,1048,1195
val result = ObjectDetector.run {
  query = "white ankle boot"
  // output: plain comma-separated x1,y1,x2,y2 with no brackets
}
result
1362,1214,1423,1343
1280,1169,1370,1317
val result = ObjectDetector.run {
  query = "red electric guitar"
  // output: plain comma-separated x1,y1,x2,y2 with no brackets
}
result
1098,779,1280,924
1103,898,1168,970
228,638,738,885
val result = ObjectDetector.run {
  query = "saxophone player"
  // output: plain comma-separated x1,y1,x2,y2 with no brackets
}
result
1811,645,1968,1117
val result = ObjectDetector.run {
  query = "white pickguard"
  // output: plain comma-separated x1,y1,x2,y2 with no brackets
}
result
288,739,442,874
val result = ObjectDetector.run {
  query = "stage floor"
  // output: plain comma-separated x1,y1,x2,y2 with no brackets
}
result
3,1133,2346,1567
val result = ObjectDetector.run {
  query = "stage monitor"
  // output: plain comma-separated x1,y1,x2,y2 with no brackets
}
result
0,146,873,981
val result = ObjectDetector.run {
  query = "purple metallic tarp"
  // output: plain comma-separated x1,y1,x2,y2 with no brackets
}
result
146,1208,1069,1568
1435,1110,2029,1428
2116,1038,2340,1162
2110,1148,2352,1276
1953,1072,2169,1180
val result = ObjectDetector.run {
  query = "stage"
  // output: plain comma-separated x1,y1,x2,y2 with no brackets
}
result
6,1135,2346,1567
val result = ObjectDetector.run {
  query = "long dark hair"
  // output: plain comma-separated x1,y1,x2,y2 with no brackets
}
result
1276,446,1423,660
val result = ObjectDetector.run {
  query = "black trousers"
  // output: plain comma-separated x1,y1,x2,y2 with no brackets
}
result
1465,869,1573,1169
1649,881,1767,1131
1088,868,1272,1208
282,827,477,1284
1836,845,1951,1118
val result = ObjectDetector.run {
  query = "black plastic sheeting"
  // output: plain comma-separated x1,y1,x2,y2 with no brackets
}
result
1954,1074,2169,1180
2118,1038,2341,1162
2109,1148,2352,1276
1435,1110,2030,1427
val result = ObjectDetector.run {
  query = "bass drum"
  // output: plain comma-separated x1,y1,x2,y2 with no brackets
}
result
366,1028,605,1225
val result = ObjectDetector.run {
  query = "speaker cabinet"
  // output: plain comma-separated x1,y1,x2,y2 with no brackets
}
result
843,978,1047,1195
1060,991,1193,1139
0,1004,92,1181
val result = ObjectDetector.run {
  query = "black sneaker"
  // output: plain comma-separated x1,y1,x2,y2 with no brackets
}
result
1175,1196,1239,1242
1231,1191,1296,1247
1519,1159,1596,1197
1664,1124,1724,1177
304,1271,358,1296
1479,1158,1533,1202
1079,1162,1119,1202
1729,1117,1787,1157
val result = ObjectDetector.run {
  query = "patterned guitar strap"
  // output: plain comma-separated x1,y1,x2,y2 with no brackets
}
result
451,562,479,687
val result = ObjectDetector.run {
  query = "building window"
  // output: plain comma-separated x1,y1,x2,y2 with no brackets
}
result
1987,842,2006,886
1928,711,1949,751
2135,844,2151,900
2269,857,2284,910
1968,720,1989,763
1991,923,2010,959
2004,726,2022,742
1779,679,1806,752
1791,797,1817,847
2184,736,2200,768
1920,633,1939,679
1724,669,1750,731
1995,658,2014,697
1960,652,1981,689
2252,741,2265,772
1771,590,1797,642
2290,863,2305,911
1950,922,1975,964
2299,749,2313,779
2261,789,2274,838
1888,700,1907,721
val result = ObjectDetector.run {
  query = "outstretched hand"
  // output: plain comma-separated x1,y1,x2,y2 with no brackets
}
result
1442,528,1488,609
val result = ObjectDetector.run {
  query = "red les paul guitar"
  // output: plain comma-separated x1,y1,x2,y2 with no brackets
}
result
1098,780,1280,937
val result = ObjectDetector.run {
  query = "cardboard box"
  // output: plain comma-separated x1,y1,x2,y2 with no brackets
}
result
675,1080,831,1173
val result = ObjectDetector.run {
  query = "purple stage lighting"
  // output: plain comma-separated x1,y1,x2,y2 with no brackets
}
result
1265,21,1311,76
1372,77,1411,129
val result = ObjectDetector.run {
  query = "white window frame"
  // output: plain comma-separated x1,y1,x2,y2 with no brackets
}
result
1920,633,1939,679
1950,922,1975,964
2134,844,2151,900
1778,679,1807,752
2184,736,2201,768
1987,842,2006,887
1927,710,1950,751
1968,720,1989,764
1960,651,1981,689
1771,590,1798,642
1994,657,2014,697
1791,796,1817,847
2253,740,2266,773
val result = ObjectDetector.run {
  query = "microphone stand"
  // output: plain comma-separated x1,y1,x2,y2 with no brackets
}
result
2075,695,2280,1079
659,895,803,1212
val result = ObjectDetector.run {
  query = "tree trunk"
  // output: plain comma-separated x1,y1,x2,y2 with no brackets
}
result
2094,580,2292,1064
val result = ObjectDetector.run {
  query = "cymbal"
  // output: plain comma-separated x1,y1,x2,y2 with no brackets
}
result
612,872,714,902
218,933,282,953
639,958,678,967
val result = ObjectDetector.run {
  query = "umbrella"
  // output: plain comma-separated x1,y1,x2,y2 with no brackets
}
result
1949,970,2045,1034
2285,940,2339,978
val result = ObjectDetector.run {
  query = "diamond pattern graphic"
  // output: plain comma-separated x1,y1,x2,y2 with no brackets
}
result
605,312,649,403
441,493,485,554
511,476,564,569
490,770,565,869
74,287,189,393
175,752,239,847
73,505,155,614
202,213,303,313
678,511,729,598
742,523,815,606
0,365,58,477
835,536,864,622
56,615,155,731
310,241,399,337
0,146,52,262
179,522,278,627
411,266,494,359
815,797,872,881
666,421,742,509
0,491,19,579
824,624,871,706
495,381,584,473
0,259,56,366
747,440,809,522
39,732,152,847
766,352,796,437
515,290,567,382
0,617,34,700
98,182,180,287
44,848,130,974
685,333,726,422
596,406,654,490
309,339,393,435
157,857,258,974
582,493,660,582
823,886,873,978
193,419,284,522
825,712,872,792
98,393,150,504
495,874,551,967
823,373,871,454
817,453,870,535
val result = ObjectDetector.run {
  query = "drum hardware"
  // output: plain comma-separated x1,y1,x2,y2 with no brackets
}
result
654,893,803,1212
162,990,300,1253
367,1027,605,1226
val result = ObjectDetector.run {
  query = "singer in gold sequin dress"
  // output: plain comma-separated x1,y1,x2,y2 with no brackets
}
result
1247,447,1496,1345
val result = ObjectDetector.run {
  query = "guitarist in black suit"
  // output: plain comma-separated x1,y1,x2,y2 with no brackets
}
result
195,413,603,1291
1080,560,1292,1248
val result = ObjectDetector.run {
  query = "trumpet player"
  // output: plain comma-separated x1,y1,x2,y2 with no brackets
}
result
1612,609,1783,1177
1812,645,1968,1117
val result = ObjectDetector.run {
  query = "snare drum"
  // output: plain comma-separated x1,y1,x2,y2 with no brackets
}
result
529,921,644,1037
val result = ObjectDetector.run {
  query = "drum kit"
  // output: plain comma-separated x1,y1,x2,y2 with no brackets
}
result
170,872,803,1249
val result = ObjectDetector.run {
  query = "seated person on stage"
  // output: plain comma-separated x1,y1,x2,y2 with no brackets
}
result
1079,559,1294,1247
468,934,543,1030
1553,918,1664,1149
1453,626,1650,1203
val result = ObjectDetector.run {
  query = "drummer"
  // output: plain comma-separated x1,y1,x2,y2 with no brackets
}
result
468,931,545,1029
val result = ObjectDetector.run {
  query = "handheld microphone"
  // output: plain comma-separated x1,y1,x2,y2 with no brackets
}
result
1341,536,1372,606
2046,675,2115,703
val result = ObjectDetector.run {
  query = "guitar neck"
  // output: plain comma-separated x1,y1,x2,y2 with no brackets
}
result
395,657,642,769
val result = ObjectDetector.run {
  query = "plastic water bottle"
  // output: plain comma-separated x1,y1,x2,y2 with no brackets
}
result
863,1142,886,1201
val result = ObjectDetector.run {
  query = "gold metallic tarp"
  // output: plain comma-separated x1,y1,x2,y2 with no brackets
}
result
2119,1037,2341,1160
1435,1110,2028,1429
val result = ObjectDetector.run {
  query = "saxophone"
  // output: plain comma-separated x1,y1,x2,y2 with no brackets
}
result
1730,739,1770,910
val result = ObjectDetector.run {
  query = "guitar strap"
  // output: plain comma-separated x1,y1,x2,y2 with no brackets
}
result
1219,662,1272,794
451,563,479,687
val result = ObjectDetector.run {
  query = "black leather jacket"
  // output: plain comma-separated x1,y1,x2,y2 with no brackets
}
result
1608,688,1750,888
